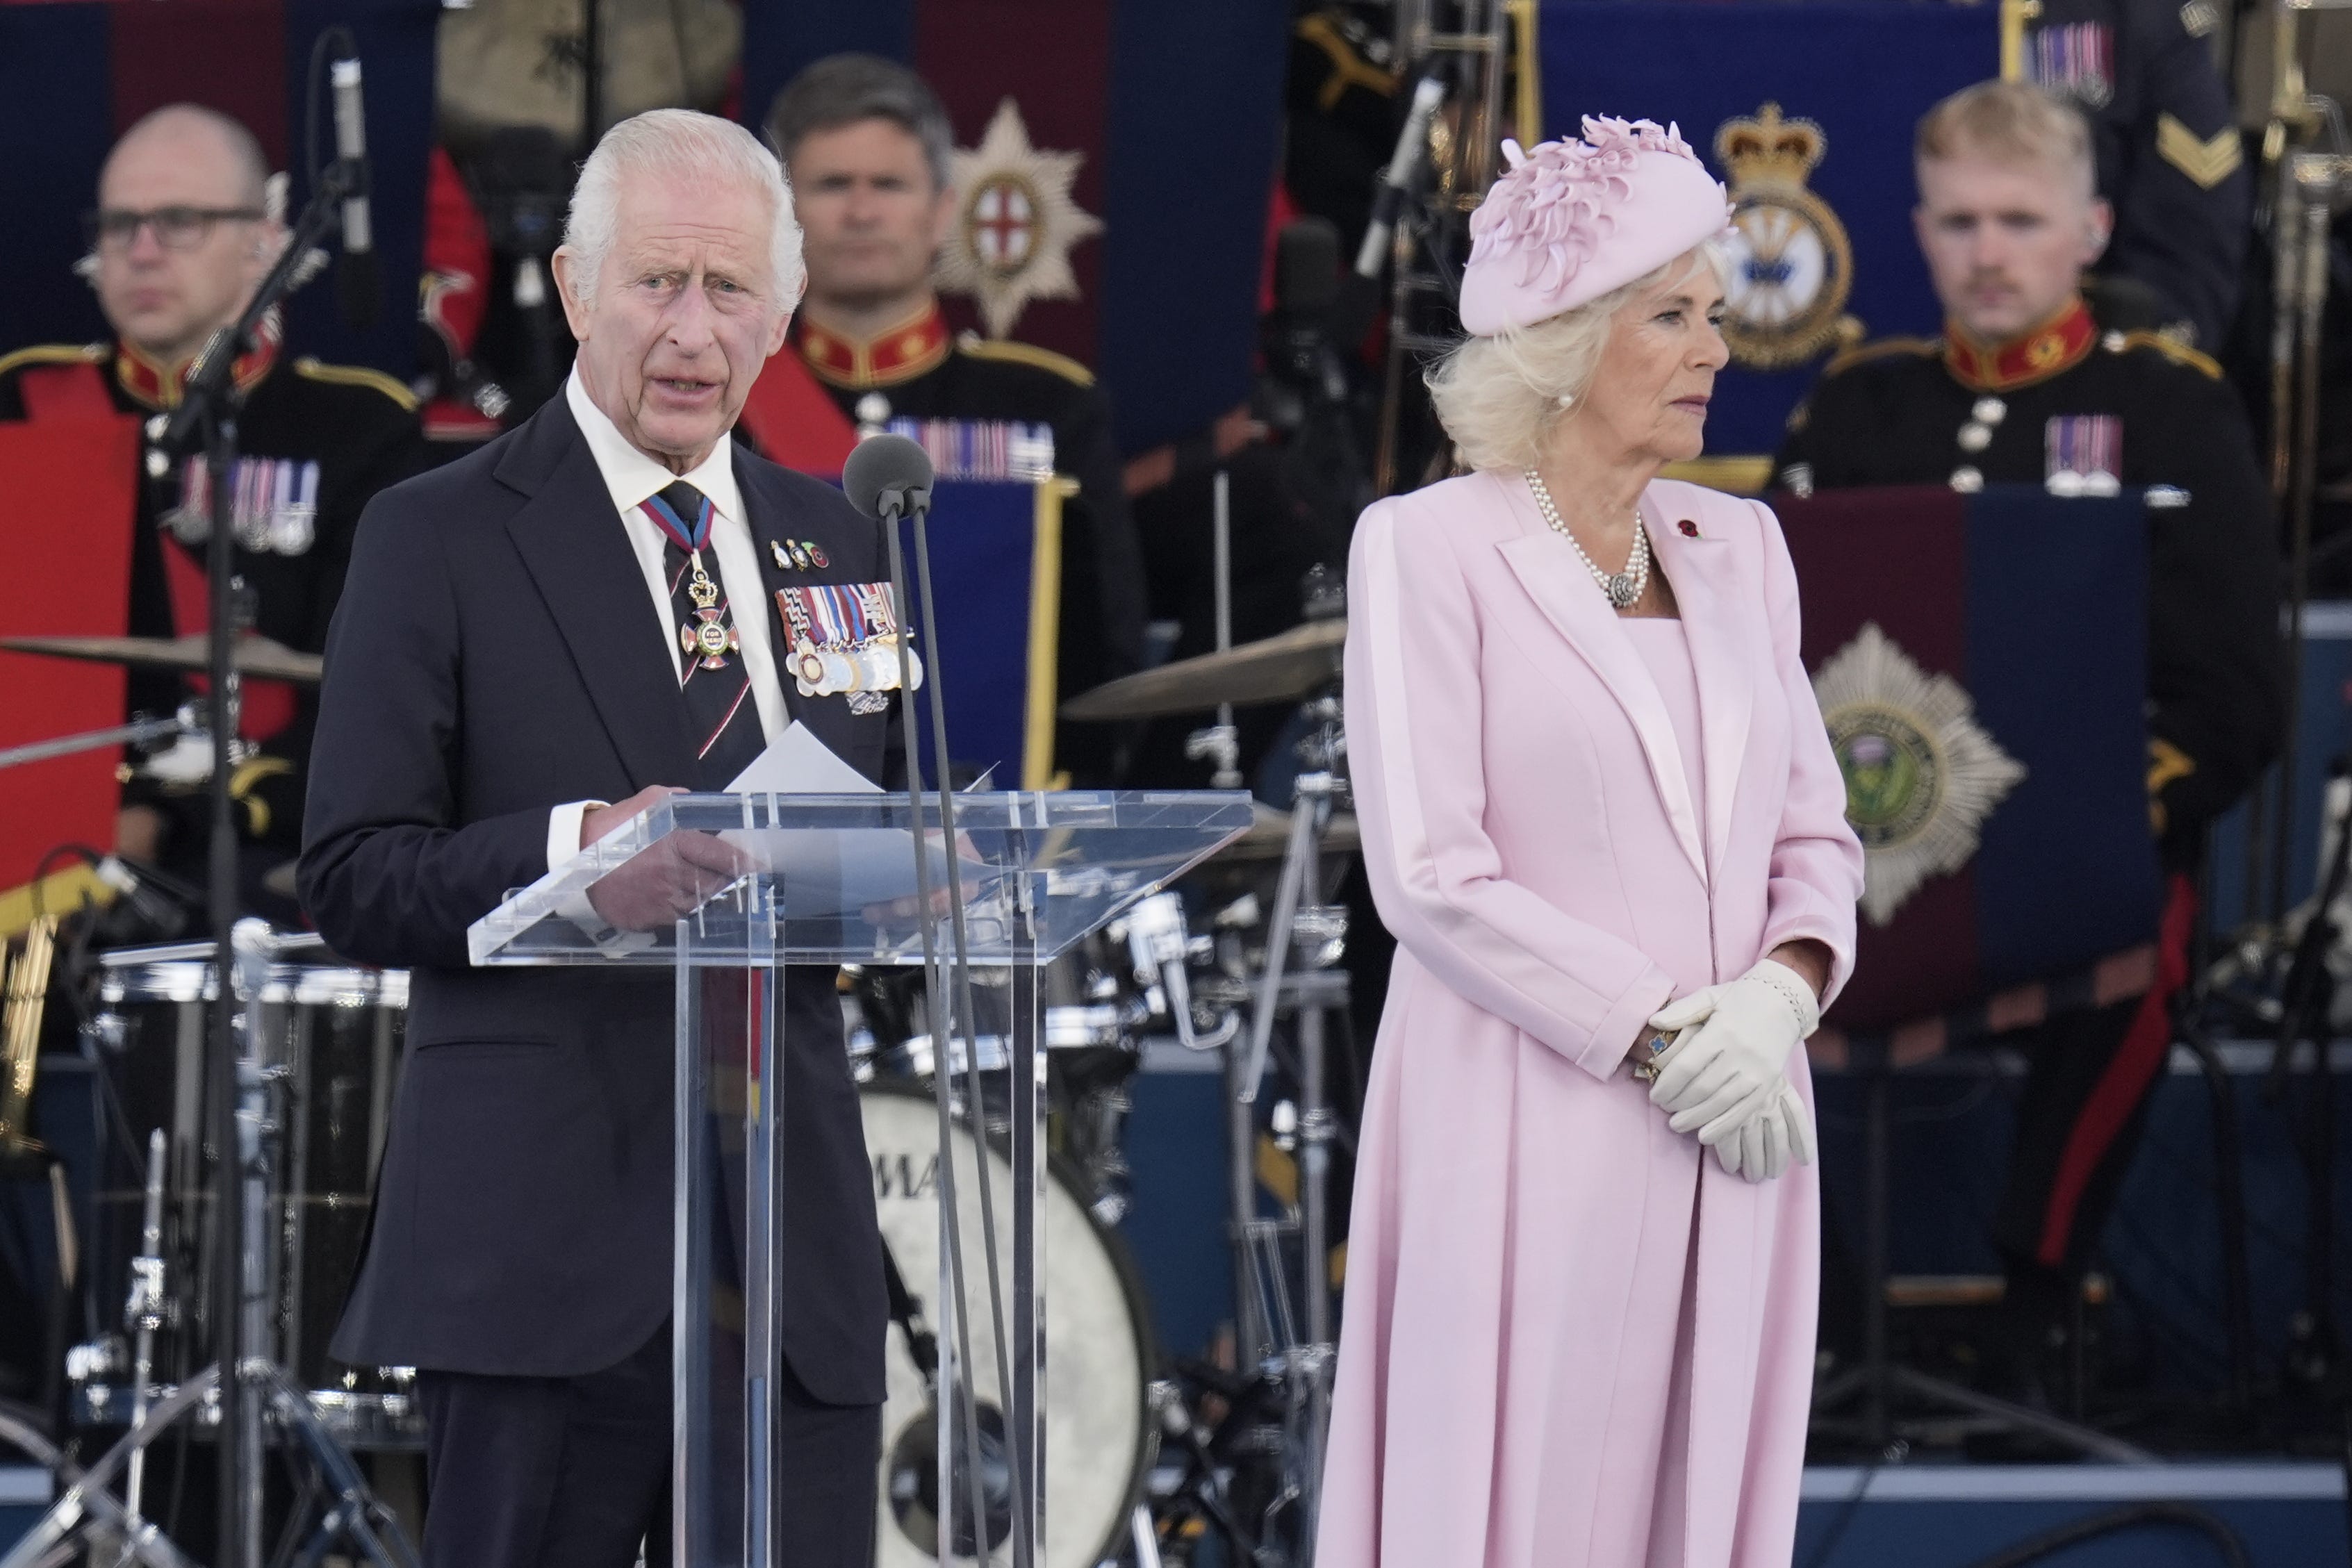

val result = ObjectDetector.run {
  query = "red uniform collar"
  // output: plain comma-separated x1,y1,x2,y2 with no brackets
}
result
1942,296,2096,393
796,301,950,390
113,311,281,410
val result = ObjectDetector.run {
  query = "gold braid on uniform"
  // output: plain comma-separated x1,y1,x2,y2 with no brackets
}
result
0,343,107,378
293,356,420,411
2146,738,2196,835
2103,331,2223,381
957,337,1095,386
228,755,296,838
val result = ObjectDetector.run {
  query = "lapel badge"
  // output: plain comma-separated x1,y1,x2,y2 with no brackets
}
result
789,540,815,571
804,540,830,569
1677,519,1700,538
770,540,791,570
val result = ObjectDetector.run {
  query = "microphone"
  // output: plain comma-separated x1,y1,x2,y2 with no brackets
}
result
330,52,379,329
844,433,935,523
1355,75,1448,279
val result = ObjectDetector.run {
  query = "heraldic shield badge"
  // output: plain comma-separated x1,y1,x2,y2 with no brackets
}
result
1777,484,2162,1031
1713,103,1862,371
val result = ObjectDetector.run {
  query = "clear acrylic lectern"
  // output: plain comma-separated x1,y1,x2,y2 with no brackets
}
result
468,790,1251,1567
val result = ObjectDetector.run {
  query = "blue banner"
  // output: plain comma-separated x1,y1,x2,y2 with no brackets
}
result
892,479,1055,789
1539,1,1998,455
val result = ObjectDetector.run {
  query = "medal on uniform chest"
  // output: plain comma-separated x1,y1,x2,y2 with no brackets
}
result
678,554,739,670
777,580,922,714
2045,414,2122,497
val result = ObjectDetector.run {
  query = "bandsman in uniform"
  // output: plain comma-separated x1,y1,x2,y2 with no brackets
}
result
0,105,427,918
764,55,1149,784
2023,0,2252,350
1777,81,2282,1394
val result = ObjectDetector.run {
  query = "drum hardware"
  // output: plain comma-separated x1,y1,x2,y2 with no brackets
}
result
1185,470,1247,790
0,634,326,686
12,925,421,1568
1059,620,1347,723
0,714,188,778
1217,691,1350,1562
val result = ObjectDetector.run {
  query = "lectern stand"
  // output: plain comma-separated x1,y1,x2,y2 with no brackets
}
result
468,790,1250,1566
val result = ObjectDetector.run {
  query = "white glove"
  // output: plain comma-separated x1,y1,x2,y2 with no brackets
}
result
1645,959,1821,1144
1710,1080,1818,1183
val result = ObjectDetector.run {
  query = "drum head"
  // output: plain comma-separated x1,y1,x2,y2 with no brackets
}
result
860,1084,1153,1567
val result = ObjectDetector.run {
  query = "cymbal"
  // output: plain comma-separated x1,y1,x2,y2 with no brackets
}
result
1,634,324,685
1062,618,1345,720
1217,802,1361,863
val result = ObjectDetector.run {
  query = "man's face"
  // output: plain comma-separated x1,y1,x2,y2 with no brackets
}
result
553,173,793,471
787,118,955,312
94,118,273,365
1914,151,2110,342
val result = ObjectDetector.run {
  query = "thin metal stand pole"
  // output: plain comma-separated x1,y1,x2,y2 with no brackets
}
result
879,503,995,1566
908,503,1034,1568
202,399,252,1568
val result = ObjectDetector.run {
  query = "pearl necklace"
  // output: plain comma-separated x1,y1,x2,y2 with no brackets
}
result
1524,470,1649,611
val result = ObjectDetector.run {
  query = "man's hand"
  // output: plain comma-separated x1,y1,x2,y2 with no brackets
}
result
582,785,688,849
581,786,752,932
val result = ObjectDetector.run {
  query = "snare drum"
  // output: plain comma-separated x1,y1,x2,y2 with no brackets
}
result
78,938,417,1443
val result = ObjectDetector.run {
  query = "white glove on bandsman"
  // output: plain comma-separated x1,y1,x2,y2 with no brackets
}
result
1645,959,1822,1177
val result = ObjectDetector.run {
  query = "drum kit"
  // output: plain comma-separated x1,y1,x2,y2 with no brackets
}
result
0,593,1357,1568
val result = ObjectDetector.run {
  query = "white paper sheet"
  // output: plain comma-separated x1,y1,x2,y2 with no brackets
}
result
725,720,881,795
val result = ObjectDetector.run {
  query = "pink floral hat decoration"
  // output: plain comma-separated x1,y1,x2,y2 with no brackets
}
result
1458,116,1734,337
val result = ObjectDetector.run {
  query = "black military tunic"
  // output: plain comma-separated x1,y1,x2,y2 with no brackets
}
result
0,336,428,914
794,301,1149,784
1775,295,2283,1327
2024,0,2252,351
1777,295,2283,857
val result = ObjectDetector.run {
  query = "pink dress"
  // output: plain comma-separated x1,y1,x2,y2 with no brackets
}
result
1317,472,1864,1568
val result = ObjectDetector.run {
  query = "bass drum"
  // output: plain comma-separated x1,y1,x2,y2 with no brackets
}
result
860,1084,1154,1568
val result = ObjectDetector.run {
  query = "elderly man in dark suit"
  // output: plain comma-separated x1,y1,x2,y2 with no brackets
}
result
300,108,889,1567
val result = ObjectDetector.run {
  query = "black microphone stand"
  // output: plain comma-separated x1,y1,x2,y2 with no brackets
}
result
152,151,362,1568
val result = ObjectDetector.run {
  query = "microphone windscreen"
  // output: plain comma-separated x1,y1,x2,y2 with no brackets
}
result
339,249,381,330
843,433,935,521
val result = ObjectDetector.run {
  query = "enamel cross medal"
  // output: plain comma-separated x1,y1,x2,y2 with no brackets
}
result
680,560,738,670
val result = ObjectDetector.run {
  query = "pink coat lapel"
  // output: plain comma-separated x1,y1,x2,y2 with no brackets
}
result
1645,495,1754,877
1492,475,1710,889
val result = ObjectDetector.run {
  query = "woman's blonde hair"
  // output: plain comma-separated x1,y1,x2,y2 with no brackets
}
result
1426,241,1729,473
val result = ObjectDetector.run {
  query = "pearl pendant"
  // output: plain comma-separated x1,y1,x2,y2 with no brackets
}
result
1606,574,1637,609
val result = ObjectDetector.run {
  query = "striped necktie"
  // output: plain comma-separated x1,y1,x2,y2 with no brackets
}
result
642,479,764,789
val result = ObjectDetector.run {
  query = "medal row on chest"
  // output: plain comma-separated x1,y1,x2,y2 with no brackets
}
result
675,567,921,718
155,454,320,556
1946,404,2125,497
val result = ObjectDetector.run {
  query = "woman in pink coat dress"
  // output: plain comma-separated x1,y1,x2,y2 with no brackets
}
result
1317,118,1866,1568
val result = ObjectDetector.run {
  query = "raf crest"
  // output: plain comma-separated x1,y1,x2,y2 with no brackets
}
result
1712,104,1861,371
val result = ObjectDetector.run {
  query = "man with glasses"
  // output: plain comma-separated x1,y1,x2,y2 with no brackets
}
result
0,104,425,921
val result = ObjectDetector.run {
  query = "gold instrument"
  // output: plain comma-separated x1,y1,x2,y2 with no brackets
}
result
0,916,57,1160
1369,0,1543,495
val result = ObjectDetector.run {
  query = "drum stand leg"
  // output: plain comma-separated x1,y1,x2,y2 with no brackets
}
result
4,925,422,1568
1233,741,1351,1564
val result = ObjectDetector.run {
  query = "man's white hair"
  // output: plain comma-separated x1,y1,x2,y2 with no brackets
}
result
562,108,805,313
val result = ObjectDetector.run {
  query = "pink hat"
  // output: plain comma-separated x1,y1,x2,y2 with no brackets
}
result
1458,116,1733,337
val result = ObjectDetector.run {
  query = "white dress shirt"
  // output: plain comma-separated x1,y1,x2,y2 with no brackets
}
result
546,369,787,869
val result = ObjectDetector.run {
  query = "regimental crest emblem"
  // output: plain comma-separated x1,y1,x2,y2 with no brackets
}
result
1711,104,1861,370
1812,623,2027,926
934,99,1103,340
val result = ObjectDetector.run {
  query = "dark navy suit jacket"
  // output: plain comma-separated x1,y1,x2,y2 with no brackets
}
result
299,393,888,1403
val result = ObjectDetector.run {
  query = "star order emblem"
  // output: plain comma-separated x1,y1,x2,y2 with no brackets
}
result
1811,623,2027,926
935,98,1103,339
